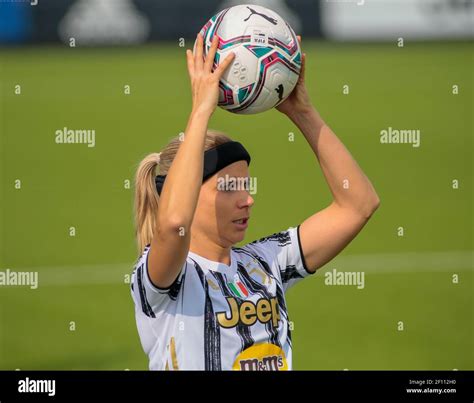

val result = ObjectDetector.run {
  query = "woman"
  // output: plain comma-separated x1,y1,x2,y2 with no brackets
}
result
130,33,380,370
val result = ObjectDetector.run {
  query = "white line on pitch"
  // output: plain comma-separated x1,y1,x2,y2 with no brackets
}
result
1,250,472,287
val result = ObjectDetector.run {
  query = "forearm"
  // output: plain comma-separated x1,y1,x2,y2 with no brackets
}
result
289,107,380,217
157,108,211,228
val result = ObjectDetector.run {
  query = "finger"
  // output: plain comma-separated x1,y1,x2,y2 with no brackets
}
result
297,35,301,44
214,52,235,78
205,35,219,72
186,49,195,79
195,33,204,69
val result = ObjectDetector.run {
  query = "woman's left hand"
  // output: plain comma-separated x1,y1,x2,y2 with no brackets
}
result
276,36,313,117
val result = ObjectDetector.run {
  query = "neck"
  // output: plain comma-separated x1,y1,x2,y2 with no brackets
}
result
189,232,232,266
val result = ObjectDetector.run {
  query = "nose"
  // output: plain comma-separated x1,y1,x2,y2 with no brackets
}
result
238,192,254,209
247,193,254,208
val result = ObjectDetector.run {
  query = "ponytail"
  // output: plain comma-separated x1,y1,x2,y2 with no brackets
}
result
133,130,233,255
134,153,161,253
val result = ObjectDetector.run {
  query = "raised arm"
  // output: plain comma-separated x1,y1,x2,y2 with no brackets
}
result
149,34,235,288
277,39,380,273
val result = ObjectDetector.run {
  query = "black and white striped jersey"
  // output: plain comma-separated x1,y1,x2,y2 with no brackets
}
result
130,225,314,370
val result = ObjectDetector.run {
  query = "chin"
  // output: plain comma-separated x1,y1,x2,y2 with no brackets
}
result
232,231,247,244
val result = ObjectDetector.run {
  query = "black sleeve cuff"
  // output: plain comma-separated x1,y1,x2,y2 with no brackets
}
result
296,224,314,275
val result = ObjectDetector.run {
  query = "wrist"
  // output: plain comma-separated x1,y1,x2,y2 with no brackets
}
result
190,106,214,121
288,106,326,131
288,106,321,124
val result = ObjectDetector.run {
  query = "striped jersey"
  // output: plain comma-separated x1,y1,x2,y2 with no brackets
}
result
130,225,314,370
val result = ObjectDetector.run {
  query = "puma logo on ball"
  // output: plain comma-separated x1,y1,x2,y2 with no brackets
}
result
244,6,278,25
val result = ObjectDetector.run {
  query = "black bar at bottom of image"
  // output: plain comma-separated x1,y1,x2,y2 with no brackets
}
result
0,370,472,401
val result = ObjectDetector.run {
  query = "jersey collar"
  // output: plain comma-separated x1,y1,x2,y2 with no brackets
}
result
188,249,237,274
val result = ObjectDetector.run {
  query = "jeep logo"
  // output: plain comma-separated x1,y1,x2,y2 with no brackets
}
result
216,297,280,328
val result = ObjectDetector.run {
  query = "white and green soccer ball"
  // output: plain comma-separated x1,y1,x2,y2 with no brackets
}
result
195,4,302,115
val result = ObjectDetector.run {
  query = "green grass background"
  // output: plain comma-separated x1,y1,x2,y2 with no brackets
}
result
0,41,472,369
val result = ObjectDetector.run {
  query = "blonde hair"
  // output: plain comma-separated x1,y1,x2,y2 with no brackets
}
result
134,129,233,254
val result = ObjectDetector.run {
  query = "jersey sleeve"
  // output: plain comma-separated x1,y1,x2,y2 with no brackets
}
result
130,244,186,318
242,225,314,292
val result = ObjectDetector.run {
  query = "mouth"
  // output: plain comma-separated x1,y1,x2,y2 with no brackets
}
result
232,217,249,230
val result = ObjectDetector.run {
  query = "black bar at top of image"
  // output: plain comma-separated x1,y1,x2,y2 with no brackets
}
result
0,370,472,401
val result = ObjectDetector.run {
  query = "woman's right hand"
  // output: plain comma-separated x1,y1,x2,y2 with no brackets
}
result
186,33,235,116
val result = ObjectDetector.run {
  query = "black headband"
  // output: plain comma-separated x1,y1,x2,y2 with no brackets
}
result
155,141,251,195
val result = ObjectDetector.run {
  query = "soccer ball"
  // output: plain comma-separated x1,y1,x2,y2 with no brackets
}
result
196,4,302,115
